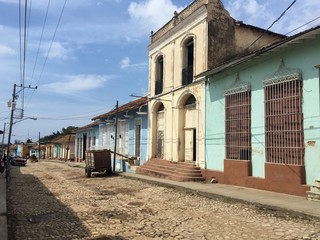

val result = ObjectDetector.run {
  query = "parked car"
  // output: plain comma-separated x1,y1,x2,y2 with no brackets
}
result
11,156,27,166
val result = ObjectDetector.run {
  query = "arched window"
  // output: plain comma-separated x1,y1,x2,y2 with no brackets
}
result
155,55,164,95
182,38,194,86
184,95,196,107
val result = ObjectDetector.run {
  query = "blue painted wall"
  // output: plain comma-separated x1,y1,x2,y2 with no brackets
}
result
206,33,320,184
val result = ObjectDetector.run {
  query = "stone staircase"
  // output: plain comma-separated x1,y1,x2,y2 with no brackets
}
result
306,180,320,201
136,159,205,182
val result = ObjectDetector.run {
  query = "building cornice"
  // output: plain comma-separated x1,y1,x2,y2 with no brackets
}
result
149,5,207,55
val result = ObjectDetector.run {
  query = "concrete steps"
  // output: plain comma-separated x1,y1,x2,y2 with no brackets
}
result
136,159,205,182
306,180,320,201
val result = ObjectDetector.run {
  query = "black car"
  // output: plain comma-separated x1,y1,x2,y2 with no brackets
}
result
11,156,27,166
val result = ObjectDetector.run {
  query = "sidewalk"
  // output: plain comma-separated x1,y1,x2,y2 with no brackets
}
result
0,172,7,240
66,160,320,219
120,172,320,219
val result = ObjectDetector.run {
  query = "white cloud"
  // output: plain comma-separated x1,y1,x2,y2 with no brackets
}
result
120,57,147,70
0,44,15,56
128,0,185,32
120,57,131,69
48,42,69,60
43,74,111,94
223,0,320,34
225,0,270,25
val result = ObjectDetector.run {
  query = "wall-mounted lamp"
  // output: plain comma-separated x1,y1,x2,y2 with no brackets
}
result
105,117,114,124
110,135,114,140
124,111,133,118
136,105,148,115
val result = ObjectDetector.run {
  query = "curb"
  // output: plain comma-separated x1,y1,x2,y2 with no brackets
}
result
0,173,7,240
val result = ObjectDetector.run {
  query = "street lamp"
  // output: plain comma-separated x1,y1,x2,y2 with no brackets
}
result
7,117,37,156
13,117,37,125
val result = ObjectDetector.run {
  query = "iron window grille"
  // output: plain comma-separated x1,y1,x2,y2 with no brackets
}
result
182,67,194,85
155,56,164,95
264,78,304,165
263,60,304,166
155,80,163,95
182,38,194,86
225,90,251,160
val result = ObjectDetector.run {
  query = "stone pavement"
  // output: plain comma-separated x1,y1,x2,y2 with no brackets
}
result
0,172,7,240
2,160,320,240
8,161,320,239
120,172,320,219
67,161,320,219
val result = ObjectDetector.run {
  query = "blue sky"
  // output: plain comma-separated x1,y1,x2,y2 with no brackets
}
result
0,0,320,143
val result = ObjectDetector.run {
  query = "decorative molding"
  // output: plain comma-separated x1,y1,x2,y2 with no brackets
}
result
154,52,164,62
149,6,207,54
263,59,302,86
180,33,196,48
224,73,251,96
151,1,207,44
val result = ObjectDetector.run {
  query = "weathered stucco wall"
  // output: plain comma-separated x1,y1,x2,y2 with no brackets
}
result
205,34,320,188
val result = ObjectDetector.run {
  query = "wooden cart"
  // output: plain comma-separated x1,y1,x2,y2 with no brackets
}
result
85,149,112,178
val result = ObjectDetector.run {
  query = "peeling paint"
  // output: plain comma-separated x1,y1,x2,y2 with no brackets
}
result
307,141,316,147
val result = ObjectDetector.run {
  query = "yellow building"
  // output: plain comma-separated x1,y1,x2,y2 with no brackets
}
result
147,0,284,169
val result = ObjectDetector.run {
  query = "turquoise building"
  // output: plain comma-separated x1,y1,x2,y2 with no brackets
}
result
202,26,320,196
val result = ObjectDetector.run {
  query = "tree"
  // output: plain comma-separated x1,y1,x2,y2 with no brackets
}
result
39,126,78,143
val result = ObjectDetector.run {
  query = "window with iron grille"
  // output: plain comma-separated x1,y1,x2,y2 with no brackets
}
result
182,38,194,86
225,91,251,160
264,79,304,165
155,56,164,95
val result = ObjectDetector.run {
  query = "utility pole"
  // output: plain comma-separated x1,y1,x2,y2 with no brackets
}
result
1,123,5,155
113,100,119,172
6,84,37,157
7,84,17,157
65,133,71,161
38,132,41,160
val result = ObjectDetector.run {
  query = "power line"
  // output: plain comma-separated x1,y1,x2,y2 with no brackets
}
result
19,0,22,87
22,0,29,113
285,16,320,36
25,0,51,110
26,0,32,42
36,0,68,87
30,0,51,83
245,0,297,51
35,117,93,121
25,0,66,111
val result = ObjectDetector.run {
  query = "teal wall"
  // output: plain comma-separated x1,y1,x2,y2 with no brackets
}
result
206,34,320,184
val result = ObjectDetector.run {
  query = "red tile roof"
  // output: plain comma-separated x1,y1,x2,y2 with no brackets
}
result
92,97,148,120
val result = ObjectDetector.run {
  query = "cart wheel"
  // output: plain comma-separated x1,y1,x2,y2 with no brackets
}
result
85,166,91,178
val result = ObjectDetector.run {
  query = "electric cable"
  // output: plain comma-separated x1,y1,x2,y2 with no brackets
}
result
285,16,320,36
36,0,68,87
19,0,23,87
245,0,297,51
29,0,51,84
25,0,65,111
22,0,28,113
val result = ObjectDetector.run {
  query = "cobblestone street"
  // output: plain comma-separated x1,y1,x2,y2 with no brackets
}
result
6,161,320,240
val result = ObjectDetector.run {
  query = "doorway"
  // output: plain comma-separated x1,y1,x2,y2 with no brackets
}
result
184,128,196,162
82,134,87,161
135,119,141,158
